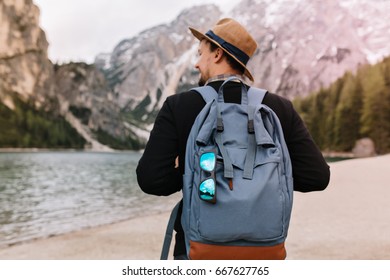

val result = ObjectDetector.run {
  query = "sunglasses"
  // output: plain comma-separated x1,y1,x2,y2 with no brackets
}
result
199,151,217,204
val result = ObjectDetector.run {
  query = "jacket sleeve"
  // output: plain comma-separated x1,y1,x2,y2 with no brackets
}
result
287,102,330,192
136,98,182,196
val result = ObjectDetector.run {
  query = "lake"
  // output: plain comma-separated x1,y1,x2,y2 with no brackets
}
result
0,151,179,248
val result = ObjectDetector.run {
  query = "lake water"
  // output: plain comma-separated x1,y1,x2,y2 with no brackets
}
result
0,151,179,248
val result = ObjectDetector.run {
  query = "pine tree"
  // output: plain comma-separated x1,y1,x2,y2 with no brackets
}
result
334,72,363,151
360,63,388,153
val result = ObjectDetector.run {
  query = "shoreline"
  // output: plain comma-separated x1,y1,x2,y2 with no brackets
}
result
1,154,390,259
1,147,355,157
322,151,355,158
0,148,143,154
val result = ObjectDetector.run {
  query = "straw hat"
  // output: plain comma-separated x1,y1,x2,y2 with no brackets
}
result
189,18,257,82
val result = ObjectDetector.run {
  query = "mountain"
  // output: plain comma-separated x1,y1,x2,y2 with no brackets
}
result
95,5,222,133
232,0,390,98
1,0,389,150
0,0,86,149
0,0,55,110
53,62,140,150
0,0,139,150
95,0,390,146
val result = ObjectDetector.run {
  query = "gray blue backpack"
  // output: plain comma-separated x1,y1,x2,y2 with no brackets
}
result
161,77,293,260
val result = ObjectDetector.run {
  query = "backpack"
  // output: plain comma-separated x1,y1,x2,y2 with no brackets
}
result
161,76,293,260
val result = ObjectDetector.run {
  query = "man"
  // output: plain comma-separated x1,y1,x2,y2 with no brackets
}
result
137,18,330,259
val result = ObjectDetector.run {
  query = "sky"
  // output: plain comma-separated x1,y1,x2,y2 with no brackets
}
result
33,0,240,64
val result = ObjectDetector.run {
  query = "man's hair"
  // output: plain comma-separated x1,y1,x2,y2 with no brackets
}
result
207,40,245,75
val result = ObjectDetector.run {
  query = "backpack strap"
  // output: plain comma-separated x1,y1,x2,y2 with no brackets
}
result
192,84,234,179
247,87,267,105
243,87,268,179
160,201,181,260
191,86,218,103
193,84,267,105
243,105,257,179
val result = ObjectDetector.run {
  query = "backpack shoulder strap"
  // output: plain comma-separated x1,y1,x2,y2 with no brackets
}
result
193,85,266,105
191,86,218,103
160,201,181,260
247,87,267,106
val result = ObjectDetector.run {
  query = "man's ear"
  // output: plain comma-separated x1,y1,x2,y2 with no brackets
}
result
214,48,224,62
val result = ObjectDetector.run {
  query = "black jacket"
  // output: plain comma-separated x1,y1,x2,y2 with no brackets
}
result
136,81,330,256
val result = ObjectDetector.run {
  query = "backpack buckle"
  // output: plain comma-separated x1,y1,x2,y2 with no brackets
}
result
217,118,224,132
247,120,255,134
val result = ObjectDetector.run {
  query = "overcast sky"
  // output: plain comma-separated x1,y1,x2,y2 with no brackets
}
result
33,0,240,64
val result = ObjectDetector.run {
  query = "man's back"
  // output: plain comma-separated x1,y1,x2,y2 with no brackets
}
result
136,80,330,257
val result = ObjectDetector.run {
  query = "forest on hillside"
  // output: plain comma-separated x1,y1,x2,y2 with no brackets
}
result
0,96,140,150
0,97,86,149
294,56,390,154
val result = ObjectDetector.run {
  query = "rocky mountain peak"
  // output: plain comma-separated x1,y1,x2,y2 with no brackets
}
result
232,0,390,97
95,5,222,130
0,0,55,108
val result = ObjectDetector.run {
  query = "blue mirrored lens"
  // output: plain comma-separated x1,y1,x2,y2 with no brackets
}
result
199,178,215,201
200,152,216,172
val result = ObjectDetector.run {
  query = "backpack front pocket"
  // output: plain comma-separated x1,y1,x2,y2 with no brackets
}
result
197,147,285,243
